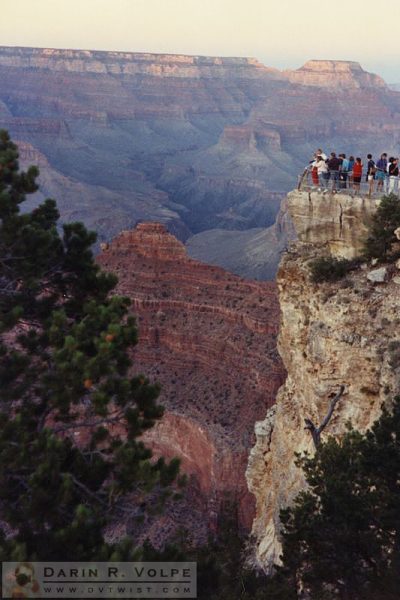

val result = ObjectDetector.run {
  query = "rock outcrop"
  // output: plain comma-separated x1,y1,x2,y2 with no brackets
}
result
247,190,400,570
97,222,285,543
286,190,377,258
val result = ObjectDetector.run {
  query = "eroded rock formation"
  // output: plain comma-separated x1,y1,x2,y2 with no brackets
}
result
97,222,285,544
247,190,400,570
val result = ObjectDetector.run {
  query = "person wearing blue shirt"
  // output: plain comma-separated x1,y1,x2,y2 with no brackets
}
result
376,153,388,193
339,153,349,189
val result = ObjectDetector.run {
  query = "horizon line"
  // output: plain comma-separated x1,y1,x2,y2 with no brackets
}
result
0,44,381,76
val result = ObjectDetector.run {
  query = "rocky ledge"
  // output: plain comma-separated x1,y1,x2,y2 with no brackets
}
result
287,189,378,258
247,190,400,570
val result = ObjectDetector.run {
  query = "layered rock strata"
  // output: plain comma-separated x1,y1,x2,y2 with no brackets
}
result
284,60,387,89
97,222,285,544
247,190,400,570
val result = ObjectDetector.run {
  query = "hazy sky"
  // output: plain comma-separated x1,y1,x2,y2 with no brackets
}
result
1,0,399,81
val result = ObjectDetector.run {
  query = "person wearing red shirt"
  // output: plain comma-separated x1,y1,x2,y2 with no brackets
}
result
352,157,363,192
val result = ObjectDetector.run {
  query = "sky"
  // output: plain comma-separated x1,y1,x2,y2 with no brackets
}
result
1,0,399,82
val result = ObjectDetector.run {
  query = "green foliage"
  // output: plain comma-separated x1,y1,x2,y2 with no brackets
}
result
364,193,400,261
309,256,357,283
279,397,400,599
0,130,179,560
141,501,297,600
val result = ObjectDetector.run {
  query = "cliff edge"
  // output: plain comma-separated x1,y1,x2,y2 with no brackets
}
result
247,190,400,570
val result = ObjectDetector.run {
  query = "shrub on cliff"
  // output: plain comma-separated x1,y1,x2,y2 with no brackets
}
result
0,130,182,561
309,256,358,283
278,397,400,600
364,193,400,261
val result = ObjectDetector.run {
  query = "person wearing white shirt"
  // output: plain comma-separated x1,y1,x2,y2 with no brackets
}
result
316,155,329,190
316,148,328,161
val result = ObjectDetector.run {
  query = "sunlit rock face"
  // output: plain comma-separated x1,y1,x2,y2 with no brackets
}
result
284,60,387,89
247,190,400,571
286,190,377,258
97,222,285,544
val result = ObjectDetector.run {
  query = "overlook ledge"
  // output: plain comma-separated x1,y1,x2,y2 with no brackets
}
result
287,190,378,259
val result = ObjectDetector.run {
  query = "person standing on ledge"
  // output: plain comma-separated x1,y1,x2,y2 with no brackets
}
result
352,157,363,192
348,155,355,189
327,152,341,192
315,148,327,161
376,153,387,192
366,153,376,197
338,153,349,189
311,156,319,186
316,154,329,191
388,157,399,194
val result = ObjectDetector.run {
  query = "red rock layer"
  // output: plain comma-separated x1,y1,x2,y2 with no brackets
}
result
97,223,284,540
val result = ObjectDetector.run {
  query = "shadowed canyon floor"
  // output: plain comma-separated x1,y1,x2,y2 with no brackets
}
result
3,47,400,277
97,222,285,545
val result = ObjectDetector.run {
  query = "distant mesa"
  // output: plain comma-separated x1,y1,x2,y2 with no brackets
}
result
0,46,387,89
110,222,187,260
0,45,283,79
284,59,387,88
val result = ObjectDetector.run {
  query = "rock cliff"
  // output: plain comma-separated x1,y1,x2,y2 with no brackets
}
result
286,189,377,258
247,190,400,570
0,46,282,80
97,222,285,544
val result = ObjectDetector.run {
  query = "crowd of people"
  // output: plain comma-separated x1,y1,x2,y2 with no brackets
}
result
305,149,400,196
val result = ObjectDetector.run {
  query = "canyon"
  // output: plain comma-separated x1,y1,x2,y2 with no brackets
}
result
97,222,285,545
3,44,400,578
247,189,400,571
2,46,400,278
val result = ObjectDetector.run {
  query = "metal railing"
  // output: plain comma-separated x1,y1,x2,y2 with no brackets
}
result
297,168,400,199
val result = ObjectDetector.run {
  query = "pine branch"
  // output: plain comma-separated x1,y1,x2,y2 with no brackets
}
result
70,474,110,509
51,410,125,435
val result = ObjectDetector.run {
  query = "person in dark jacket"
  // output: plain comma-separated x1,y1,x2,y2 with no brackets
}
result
366,154,376,196
327,152,341,191
376,153,387,192
366,154,376,180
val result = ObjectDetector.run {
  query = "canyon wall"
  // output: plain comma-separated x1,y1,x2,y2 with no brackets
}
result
247,190,400,570
97,222,285,545
2,47,400,278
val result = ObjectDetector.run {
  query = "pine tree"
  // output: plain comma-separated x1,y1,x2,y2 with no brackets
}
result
0,130,181,561
364,193,400,261
278,398,400,600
